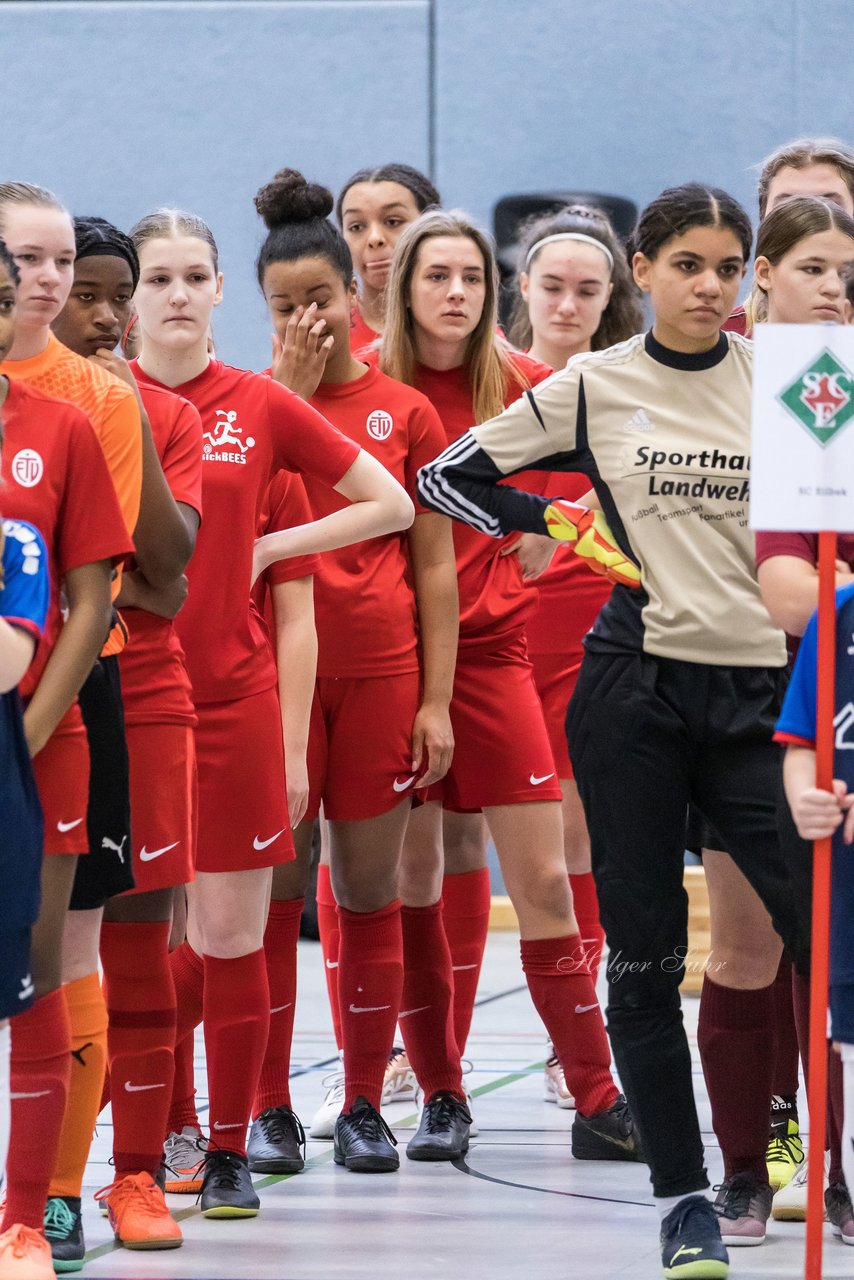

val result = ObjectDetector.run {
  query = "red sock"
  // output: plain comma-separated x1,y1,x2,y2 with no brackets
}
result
203,950,269,1156
568,873,605,984
698,976,773,1182
316,864,342,1050
338,900,403,1110
520,935,617,1117
792,968,840,1173
771,954,800,1099
254,897,302,1117
2,989,71,1230
169,1034,200,1135
101,921,176,1178
167,941,205,1136
399,902,464,1101
442,869,490,1057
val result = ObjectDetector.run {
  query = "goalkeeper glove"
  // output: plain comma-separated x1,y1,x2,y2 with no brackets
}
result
544,500,641,589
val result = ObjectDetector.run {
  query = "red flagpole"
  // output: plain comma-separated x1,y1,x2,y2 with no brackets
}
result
804,529,837,1280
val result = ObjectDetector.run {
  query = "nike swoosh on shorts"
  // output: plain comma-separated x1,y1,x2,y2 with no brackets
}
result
254,830,286,851
529,773,555,786
392,774,417,793
57,818,83,832
140,841,180,862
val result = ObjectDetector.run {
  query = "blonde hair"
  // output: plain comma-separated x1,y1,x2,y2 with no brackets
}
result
380,208,528,423
746,195,854,327
129,207,219,272
0,183,67,236
757,138,854,219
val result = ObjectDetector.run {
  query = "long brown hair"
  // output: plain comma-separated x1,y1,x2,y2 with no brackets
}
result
747,195,854,326
380,209,527,423
757,137,854,219
507,204,642,351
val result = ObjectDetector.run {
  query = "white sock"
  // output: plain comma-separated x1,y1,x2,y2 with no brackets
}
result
656,1190,710,1221
841,1042,854,1195
0,1022,9,1192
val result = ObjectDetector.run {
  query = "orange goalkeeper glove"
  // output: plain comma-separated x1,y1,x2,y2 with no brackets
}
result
544,500,641,589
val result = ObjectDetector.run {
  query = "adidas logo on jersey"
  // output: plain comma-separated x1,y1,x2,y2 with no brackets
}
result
622,409,655,433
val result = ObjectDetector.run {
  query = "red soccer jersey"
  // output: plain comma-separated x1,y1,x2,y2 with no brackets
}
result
349,302,379,353
130,359,359,704
119,383,204,726
254,468,322,645
269,364,446,677
0,379,133,724
369,350,552,648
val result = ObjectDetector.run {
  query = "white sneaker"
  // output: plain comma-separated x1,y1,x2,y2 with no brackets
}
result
543,1045,576,1110
771,1151,829,1222
309,1071,345,1140
381,1047,417,1105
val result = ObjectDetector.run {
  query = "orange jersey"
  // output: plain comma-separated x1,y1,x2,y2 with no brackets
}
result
5,334,142,653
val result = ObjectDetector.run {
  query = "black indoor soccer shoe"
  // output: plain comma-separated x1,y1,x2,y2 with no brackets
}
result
571,1093,644,1162
44,1195,85,1273
333,1096,399,1172
199,1150,260,1218
247,1104,306,1174
660,1195,729,1279
406,1091,472,1161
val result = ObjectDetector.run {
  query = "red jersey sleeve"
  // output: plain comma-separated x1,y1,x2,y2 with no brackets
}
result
159,399,204,517
755,530,818,569
404,401,448,514
264,379,359,486
259,470,322,588
59,410,136,574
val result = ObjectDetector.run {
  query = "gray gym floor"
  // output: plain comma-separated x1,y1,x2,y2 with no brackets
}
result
81,932,847,1279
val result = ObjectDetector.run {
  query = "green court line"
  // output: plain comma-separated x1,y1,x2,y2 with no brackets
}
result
82,1059,545,1266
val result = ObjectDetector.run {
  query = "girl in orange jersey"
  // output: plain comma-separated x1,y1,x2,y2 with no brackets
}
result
337,164,440,349
507,205,642,1106
374,209,640,1159
128,206,412,1216
247,169,463,1170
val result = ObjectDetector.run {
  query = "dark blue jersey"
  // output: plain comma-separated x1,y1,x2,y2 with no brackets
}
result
0,519,48,929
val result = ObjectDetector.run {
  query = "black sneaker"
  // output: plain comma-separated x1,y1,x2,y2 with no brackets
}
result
406,1091,472,1162
333,1095,399,1172
825,1181,854,1245
660,1194,729,1279
571,1094,643,1162
44,1195,85,1273
199,1149,260,1217
713,1173,772,1245
247,1105,306,1174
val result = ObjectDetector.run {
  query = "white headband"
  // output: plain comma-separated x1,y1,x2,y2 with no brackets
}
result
525,231,615,272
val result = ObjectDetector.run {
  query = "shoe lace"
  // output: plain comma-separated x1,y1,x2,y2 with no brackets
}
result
320,1071,346,1098
164,1131,206,1174
714,1175,757,1221
826,1182,854,1221
95,1174,166,1219
259,1107,306,1149
767,1130,802,1164
423,1093,472,1133
202,1151,245,1193
348,1103,398,1148
44,1198,76,1239
6,1224,48,1258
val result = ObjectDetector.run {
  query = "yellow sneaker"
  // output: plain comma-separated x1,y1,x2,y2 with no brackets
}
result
95,1172,183,1250
766,1117,804,1192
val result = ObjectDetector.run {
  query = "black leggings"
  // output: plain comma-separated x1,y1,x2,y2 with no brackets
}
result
567,649,810,1198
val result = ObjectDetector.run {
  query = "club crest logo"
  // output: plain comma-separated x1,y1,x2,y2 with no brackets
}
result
203,409,256,457
11,448,44,488
778,350,854,447
366,409,393,442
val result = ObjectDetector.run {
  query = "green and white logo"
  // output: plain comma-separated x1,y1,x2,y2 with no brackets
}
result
778,349,854,447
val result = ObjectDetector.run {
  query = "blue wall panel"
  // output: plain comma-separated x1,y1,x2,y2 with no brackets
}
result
3,1,430,367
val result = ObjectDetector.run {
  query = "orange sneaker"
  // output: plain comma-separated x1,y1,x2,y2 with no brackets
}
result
0,1224,54,1279
94,1173,182,1251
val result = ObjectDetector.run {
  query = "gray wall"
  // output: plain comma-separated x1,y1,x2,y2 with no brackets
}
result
5,0,852,368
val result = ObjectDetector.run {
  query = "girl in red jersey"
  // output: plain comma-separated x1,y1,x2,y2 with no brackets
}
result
376,208,641,1159
507,205,643,1106
336,164,440,350
48,216,203,1256
0,231,131,1280
246,169,463,1171
128,207,413,1216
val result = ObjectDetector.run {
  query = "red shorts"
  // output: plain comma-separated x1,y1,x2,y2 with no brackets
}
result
306,672,421,822
529,649,583,781
195,686,294,872
33,727,90,855
126,723,196,893
427,638,562,812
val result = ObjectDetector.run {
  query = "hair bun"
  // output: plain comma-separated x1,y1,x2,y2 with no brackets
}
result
254,169,333,228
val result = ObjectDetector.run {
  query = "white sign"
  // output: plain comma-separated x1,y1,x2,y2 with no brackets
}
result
751,324,854,532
